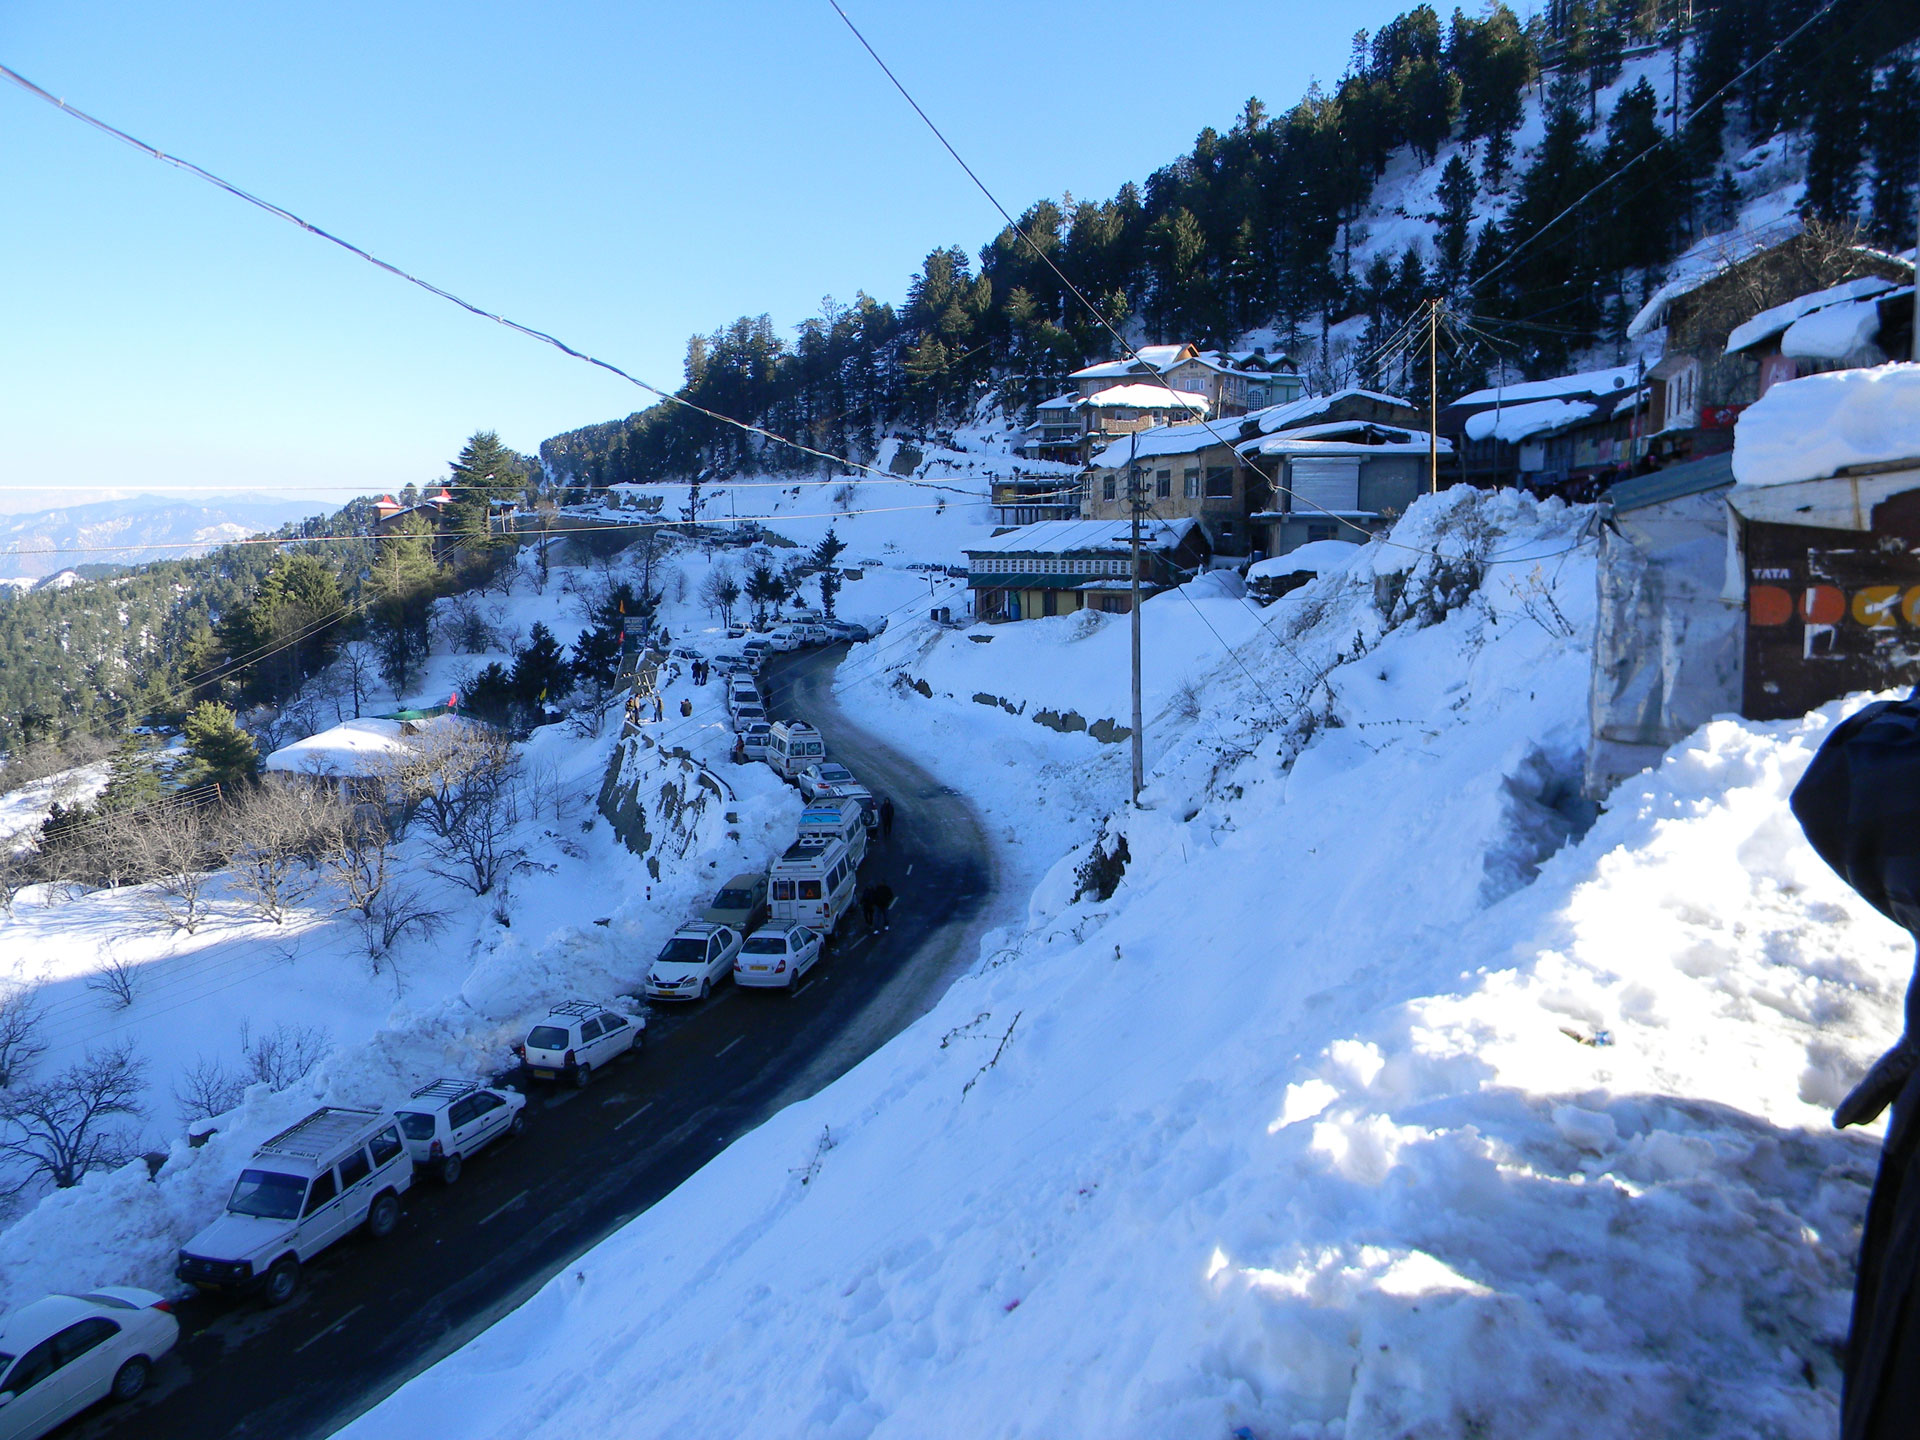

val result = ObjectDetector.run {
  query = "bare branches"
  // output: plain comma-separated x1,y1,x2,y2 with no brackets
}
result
228,781,337,923
0,1042,146,1190
135,805,221,934
85,952,139,1010
174,1056,245,1127
240,1020,332,1090
0,985,46,1089
380,725,530,896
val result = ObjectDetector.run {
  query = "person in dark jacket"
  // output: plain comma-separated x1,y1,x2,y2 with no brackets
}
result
868,881,894,931
1791,692,1920,1440
879,796,895,839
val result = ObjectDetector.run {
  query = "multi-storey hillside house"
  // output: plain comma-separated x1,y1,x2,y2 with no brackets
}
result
1438,365,1645,496
1625,226,1910,466
964,516,1211,621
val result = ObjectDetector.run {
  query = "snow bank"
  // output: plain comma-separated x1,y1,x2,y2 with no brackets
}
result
1732,364,1920,487
1781,295,1898,362
340,487,1892,1439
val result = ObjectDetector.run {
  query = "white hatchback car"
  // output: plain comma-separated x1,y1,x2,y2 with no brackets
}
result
519,1002,643,1089
645,921,742,1001
0,1289,178,1438
394,1080,528,1184
797,762,858,801
733,923,824,990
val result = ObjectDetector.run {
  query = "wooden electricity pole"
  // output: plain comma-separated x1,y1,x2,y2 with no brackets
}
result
1428,298,1440,495
1128,429,1144,807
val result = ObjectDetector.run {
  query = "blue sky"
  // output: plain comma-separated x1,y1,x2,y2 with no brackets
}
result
0,1,1412,510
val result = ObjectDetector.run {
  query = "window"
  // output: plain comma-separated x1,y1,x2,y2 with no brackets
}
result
598,1014,626,1032
580,1017,604,1041
799,880,823,900
1102,475,1116,502
338,1148,372,1189
1307,524,1337,543
230,1169,308,1220
1204,467,1234,498
53,1318,120,1366
2,1339,57,1396
370,1126,404,1167
303,1170,338,1216
526,1026,569,1052
397,1111,434,1141
773,880,794,900
1156,470,1171,499
1184,468,1200,498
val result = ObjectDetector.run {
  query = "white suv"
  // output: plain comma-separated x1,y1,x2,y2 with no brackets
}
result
518,1002,642,1089
645,921,742,1001
175,1107,412,1306
393,1080,528,1184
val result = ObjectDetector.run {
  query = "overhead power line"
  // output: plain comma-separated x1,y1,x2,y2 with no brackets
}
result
0,59,976,500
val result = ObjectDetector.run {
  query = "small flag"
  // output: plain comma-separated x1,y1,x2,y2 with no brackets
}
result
537,686,547,702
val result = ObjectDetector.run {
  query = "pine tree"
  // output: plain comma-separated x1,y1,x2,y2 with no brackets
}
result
510,622,573,710
811,526,848,618
1803,52,1869,224
1868,60,1920,250
184,701,259,793
1434,155,1478,291
444,431,528,567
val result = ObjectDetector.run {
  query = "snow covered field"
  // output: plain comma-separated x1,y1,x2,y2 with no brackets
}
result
329,487,1902,1439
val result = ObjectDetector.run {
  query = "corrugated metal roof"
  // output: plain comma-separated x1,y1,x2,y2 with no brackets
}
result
1604,451,1735,512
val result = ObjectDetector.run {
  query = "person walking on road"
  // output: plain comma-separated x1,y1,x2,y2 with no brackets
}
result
859,886,880,931
868,881,894,931
879,796,895,840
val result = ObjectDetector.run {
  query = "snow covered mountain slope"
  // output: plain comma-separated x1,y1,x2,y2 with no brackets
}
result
339,487,1903,1439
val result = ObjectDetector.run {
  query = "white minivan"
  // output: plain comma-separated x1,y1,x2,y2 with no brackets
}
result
796,796,867,868
176,1107,413,1306
766,721,827,780
767,834,858,935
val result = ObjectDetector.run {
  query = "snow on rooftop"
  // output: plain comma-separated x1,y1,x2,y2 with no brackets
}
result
1626,217,1802,338
263,715,464,778
966,516,1198,556
1782,291,1907,361
1723,275,1899,355
1081,383,1209,411
1452,364,1638,408
1253,388,1413,434
1731,363,1920,488
1034,393,1081,411
1246,539,1364,581
1089,418,1242,468
1463,398,1600,445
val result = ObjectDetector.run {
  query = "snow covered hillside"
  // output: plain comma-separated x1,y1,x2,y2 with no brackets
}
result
338,487,1903,1439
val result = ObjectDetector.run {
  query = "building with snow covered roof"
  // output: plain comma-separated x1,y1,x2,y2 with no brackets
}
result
1240,420,1448,558
263,712,467,800
1723,274,1915,398
1627,229,1910,468
1439,365,1644,495
963,516,1209,620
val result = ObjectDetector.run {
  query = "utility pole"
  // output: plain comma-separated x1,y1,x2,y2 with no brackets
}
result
1428,299,1440,495
1128,430,1144,808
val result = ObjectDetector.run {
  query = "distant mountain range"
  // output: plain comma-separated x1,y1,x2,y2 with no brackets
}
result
0,496,328,581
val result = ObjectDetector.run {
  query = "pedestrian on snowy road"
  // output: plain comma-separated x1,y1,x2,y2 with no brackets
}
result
879,796,895,839
869,881,894,931
859,886,880,930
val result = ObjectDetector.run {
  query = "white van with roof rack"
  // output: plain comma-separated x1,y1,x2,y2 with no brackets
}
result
766,721,826,780
796,796,867,868
175,1107,412,1307
767,834,857,935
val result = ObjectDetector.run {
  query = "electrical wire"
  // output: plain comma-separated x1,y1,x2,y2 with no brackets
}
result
0,59,982,503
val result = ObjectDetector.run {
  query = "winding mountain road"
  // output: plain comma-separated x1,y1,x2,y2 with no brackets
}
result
71,643,994,1440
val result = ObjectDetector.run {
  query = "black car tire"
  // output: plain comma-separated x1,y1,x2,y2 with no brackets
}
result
508,1111,526,1139
571,1063,592,1090
698,980,711,1002
439,1153,463,1186
263,1256,300,1307
366,1191,401,1239
111,1355,151,1402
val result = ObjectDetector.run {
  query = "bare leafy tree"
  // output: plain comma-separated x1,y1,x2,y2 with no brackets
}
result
0,1043,146,1190
240,1020,332,1090
320,810,444,962
228,782,335,923
335,641,380,720
173,1056,245,1126
0,846,23,916
362,884,446,965
384,726,530,893
0,985,46,1088
136,804,220,934
85,951,139,1010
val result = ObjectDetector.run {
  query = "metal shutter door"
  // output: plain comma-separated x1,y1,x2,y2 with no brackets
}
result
1289,460,1359,512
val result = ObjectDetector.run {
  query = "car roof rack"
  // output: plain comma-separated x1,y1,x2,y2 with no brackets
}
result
408,1078,476,1104
546,999,603,1020
258,1106,381,1162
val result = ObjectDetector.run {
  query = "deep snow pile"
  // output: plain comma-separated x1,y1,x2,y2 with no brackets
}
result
1732,363,1920,487
340,487,1902,1439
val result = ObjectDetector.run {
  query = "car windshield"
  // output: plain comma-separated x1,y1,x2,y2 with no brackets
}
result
229,1169,308,1220
741,935,788,955
712,889,753,909
526,1025,569,1051
395,1112,436,1141
820,766,852,781
657,938,706,965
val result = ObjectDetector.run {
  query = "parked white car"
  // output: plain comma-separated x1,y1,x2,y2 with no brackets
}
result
645,921,742,1001
738,720,773,761
175,1107,412,1306
730,701,768,731
797,761,858,801
519,1001,642,1088
0,1289,179,1438
766,626,802,652
394,1079,527,1184
733,923,824,990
